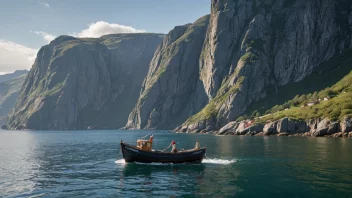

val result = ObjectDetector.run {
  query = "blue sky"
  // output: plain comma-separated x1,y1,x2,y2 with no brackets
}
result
0,0,210,73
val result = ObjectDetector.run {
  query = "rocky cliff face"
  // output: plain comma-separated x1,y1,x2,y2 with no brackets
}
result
6,33,163,130
177,0,352,132
125,15,210,129
8,0,352,131
0,73,27,126
126,0,352,131
214,116,352,138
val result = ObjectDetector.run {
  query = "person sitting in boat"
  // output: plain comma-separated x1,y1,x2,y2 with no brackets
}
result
164,140,177,153
171,140,177,153
194,140,200,150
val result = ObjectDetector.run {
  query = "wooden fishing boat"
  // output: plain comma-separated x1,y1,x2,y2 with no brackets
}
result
120,139,206,164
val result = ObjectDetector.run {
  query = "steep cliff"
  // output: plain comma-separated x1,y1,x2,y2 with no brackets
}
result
125,15,210,129
6,33,163,130
213,50,352,137
178,0,352,132
0,73,27,126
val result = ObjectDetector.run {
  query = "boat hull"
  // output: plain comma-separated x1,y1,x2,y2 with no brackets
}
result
120,142,206,164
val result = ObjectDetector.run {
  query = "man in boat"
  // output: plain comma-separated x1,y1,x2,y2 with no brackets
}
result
149,134,153,142
171,140,177,153
164,140,177,153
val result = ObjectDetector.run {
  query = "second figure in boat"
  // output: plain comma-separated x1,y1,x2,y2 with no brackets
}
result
164,140,178,153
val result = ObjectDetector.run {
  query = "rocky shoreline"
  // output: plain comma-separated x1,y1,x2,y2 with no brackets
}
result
175,116,352,138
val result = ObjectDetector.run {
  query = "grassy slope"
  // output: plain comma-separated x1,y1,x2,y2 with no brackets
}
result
185,77,244,124
243,49,352,122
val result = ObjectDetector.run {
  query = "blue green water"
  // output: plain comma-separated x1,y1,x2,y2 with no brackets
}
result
0,130,351,197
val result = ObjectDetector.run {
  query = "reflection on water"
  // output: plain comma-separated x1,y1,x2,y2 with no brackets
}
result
0,131,38,196
0,130,352,197
121,162,206,177
116,159,241,197
119,163,206,197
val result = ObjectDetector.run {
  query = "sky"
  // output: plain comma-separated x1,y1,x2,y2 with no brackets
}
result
0,0,210,74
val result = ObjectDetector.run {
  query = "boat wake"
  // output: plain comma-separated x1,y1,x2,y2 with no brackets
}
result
202,158,236,165
115,158,235,165
115,159,180,166
115,159,126,165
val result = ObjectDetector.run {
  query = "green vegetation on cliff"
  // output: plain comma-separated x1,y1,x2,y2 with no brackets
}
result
125,15,211,129
259,91,352,122
185,77,245,124
143,15,210,93
244,49,352,122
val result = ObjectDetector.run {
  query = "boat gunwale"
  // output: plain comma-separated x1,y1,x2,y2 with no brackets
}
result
121,141,206,155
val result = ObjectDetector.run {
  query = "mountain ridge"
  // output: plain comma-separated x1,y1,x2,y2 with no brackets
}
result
0,73,28,126
0,70,28,83
125,0,352,133
5,0,352,136
175,0,352,132
6,33,163,130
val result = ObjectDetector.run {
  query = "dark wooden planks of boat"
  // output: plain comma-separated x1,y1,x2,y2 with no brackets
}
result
120,140,206,164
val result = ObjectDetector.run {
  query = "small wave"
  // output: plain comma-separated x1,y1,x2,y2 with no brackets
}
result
202,158,236,165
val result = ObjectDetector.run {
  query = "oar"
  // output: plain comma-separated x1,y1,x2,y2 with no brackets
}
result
162,145,171,152
140,132,153,139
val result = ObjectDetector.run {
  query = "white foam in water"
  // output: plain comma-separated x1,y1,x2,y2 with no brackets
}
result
115,158,235,165
202,158,236,165
115,159,170,166
115,159,126,164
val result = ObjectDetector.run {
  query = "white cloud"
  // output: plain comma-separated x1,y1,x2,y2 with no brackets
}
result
0,21,144,73
0,40,38,73
73,21,146,38
31,31,56,43
38,1,50,8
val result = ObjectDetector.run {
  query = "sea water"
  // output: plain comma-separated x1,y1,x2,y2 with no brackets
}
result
0,130,351,197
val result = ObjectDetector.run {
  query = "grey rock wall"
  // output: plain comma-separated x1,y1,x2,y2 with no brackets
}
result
7,34,163,130
125,15,210,129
